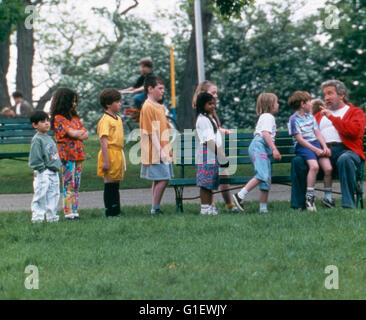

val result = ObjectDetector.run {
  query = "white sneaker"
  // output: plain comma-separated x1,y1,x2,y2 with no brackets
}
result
47,216,59,223
65,213,79,220
229,205,240,212
200,206,211,215
210,206,219,215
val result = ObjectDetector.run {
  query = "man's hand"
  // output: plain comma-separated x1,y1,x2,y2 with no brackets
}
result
320,106,331,118
273,148,282,160
219,127,232,135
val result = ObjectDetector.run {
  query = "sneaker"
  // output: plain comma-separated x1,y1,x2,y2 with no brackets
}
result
229,205,240,213
200,207,211,215
47,216,59,223
210,206,219,215
259,209,269,214
155,209,164,215
65,213,78,220
322,198,335,209
305,195,317,212
233,193,245,212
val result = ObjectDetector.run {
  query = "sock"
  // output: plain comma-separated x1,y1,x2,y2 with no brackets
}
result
306,187,314,198
104,183,114,217
111,183,120,216
259,203,268,212
151,204,160,214
201,204,210,211
238,187,249,200
225,202,235,210
324,187,332,201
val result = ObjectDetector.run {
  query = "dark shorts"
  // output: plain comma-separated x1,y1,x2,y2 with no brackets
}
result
295,140,322,161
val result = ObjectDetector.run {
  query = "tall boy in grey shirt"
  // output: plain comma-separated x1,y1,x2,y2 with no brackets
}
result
29,111,61,223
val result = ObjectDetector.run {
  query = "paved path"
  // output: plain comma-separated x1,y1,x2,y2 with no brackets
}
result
0,182,350,212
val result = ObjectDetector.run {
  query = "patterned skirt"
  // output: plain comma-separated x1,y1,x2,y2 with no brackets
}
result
195,143,220,190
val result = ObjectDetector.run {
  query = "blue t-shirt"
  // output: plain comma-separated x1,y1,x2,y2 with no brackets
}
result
288,112,318,146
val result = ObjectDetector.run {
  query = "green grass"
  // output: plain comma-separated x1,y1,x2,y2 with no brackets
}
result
0,135,292,194
1,201,366,299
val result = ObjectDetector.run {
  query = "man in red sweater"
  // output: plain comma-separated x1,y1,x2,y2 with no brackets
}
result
291,80,365,209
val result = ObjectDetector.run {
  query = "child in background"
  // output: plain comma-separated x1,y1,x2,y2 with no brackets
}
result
29,111,61,223
192,80,239,212
50,88,88,220
233,93,282,213
195,92,229,215
288,91,333,211
97,88,126,217
139,75,174,215
311,99,326,116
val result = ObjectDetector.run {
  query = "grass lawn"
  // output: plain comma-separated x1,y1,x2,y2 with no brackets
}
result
1,201,366,299
0,135,292,194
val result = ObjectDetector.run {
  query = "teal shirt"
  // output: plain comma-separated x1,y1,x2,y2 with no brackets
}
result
29,133,61,172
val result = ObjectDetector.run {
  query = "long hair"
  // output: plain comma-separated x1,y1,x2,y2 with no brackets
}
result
192,80,216,109
195,92,217,133
50,88,78,128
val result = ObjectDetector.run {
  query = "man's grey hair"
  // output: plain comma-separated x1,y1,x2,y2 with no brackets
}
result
321,80,349,103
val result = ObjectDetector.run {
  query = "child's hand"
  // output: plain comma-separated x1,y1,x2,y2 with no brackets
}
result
102,161,110,172
315,148,325,157
80,131,88,140
273,148,282,160
323,147,331,157
219,127,231,135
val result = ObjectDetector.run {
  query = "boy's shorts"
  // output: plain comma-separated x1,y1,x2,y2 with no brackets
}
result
295,140,322,161
97,147,126,181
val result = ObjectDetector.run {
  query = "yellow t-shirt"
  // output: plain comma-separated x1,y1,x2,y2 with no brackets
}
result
97,113,125,181
97,113,124,149
139,99,172,165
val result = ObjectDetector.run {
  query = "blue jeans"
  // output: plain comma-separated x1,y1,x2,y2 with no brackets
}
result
291,144,363,209
133,93,147,109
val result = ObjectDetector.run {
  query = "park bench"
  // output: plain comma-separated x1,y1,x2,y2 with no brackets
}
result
169,131,365,212
0,117,53,161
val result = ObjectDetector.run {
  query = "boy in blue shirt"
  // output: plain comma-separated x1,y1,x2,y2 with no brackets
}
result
288,91,333,211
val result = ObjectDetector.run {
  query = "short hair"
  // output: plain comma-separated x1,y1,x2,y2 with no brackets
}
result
311,99,325,115
256,93,278,115
139,58,153,69
192,80,217,109
99,88,121,109
288,91,312,110
321,79,349,103
30,111,49,125
144,75,164,94
12,91,23,99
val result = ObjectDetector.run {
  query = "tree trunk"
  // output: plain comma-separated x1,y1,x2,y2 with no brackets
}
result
0,35,11,109
16,20,34,106
177,0,213,130
36,85,56,111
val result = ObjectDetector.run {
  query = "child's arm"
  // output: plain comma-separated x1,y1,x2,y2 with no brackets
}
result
29,140,46,172
262,131,282,160
294,133,325,157
314,128,331,157
67,128,88,140
150,133,169,162
206,139,227,165
100,136,110,172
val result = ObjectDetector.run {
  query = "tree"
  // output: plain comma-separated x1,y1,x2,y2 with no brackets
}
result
321,0,366,107
205,1,331,129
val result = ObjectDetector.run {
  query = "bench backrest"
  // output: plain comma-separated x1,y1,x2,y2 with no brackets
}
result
175,131,296,166
0,118,54,145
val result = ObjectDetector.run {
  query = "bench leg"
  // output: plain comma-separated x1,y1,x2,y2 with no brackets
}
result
174,186,184,214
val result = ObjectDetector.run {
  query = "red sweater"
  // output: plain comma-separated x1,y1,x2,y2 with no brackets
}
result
314,104,366,161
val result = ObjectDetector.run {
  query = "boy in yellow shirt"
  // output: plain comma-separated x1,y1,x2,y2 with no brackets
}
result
140,75,174,215
97,88,126,217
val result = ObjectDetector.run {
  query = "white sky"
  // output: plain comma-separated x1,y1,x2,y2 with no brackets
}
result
7,0,327,105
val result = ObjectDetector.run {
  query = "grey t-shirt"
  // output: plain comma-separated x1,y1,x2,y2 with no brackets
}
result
29,133,61,172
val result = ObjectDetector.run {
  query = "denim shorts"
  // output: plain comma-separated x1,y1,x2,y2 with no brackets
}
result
295,140,321,161
248,136,272,191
